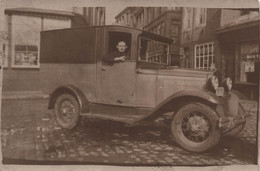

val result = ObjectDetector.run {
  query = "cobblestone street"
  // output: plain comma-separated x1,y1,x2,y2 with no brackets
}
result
1,98,258,165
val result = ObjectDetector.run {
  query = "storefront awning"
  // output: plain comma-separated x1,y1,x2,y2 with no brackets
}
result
5,7,75,18
216,20,259,43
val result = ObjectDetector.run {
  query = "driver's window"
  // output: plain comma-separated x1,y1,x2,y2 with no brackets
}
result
139,38,169,65
107,32,131,59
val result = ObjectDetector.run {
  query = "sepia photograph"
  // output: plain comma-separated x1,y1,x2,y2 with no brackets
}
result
0,0,259,170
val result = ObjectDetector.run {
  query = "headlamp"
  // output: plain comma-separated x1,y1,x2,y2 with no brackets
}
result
206,75,219,92
210,75,219,91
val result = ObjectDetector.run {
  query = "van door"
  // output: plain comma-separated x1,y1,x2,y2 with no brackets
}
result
100,31,136,106
100,61,136,106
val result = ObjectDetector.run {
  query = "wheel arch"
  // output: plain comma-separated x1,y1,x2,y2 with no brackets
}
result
48,85,89,113
140,89,222,121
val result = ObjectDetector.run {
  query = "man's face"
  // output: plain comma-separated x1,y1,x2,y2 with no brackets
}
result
116,41,127,53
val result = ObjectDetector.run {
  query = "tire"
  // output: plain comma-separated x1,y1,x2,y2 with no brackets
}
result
171,102,220,152
224,104,246,136
54,94,80,129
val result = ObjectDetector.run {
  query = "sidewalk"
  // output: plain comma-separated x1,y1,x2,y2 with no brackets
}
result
1,91,49,100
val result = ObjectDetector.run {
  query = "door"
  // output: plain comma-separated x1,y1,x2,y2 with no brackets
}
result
100,61,136,106
100,31,136,106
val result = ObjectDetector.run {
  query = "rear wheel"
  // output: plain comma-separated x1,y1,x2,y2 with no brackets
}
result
171,102,220,152
54,94,80,129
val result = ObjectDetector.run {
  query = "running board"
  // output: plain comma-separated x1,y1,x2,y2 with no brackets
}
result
81,113,136,124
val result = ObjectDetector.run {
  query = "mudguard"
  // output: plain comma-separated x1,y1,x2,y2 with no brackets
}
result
48,85,89,113
229,89,248,100
138,89,223,121
216,89,248,118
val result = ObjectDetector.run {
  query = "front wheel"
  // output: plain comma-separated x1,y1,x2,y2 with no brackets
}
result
54,94,80,129
171,102,220,152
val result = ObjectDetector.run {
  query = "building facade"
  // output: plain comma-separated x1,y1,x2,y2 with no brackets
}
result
217,9,259,99
179,8,222,70
0,3,105,92
115,7,182,65
115,7,259,99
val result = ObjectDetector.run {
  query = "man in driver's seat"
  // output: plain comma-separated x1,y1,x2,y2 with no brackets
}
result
102,41,128,63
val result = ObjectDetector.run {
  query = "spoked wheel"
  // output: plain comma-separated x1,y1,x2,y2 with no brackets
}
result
54,94,80,129
171,102,220,152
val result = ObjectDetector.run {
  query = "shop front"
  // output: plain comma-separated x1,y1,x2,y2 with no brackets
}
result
216,20,259,100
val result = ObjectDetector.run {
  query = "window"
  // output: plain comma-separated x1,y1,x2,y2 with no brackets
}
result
183,8,193,30
14,44,38,66
195,8,207,27
1,42,8,68
11,15,71,68
194,42,214,70
107,32,131,59
237,41,259,84
139,37,169,65
12,15,41,68
170,24,178,40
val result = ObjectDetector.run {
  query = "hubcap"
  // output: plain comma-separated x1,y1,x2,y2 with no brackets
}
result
59,100,75,123
181,111,210,143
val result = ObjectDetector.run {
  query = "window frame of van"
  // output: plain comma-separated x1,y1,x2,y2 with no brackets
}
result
137,35,170,67
106,31,134,61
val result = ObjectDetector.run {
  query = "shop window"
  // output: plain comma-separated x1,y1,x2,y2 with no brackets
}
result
12,15,41,68
14,44,38,66
236,41,259,84
195,8,207,27
194,42,214,70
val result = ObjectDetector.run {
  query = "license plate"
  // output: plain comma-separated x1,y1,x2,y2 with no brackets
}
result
216,87,224,96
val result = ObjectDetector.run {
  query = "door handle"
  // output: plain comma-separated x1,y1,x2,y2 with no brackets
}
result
102,68,106,71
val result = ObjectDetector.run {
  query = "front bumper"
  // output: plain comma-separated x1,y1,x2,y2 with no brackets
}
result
218,114,251,133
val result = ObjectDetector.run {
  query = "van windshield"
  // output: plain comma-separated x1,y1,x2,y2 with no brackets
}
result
139,37,169,65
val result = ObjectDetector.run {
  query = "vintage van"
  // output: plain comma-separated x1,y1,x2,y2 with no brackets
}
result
40,25,250,152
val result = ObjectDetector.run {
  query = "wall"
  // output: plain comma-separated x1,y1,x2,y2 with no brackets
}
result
0,1,105,92
2,14,71,92
180,8,222,70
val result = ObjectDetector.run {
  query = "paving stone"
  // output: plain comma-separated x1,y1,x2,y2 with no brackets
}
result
101,152,109,157
129,154,136,159
133,148,142,152
126,150,133,154
140,151,148,154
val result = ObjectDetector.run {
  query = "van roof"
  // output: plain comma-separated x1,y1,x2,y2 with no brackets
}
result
41,25,173,43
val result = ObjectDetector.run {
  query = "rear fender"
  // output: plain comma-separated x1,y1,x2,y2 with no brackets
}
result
139,89,223,121
48,85,89,113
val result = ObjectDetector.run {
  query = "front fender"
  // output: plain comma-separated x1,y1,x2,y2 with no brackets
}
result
138,89,222,121
216,89,248,118
48,85,89,113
